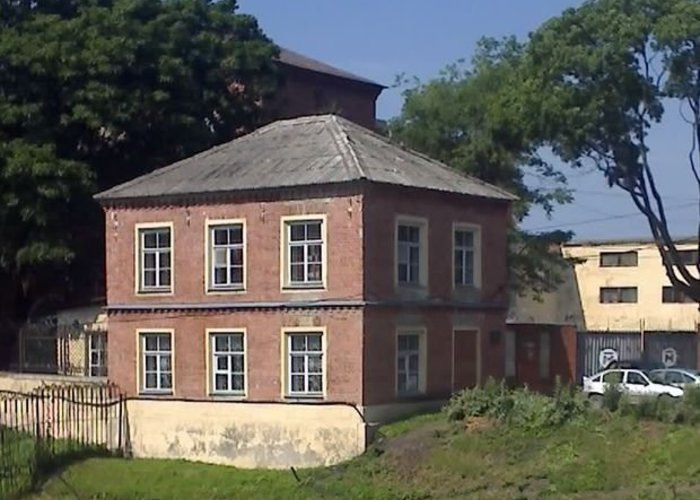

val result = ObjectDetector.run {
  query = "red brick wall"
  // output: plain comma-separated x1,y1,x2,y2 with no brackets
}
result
362,184,510,302
105,188,364,306
362,309,507,405
108,308,364,403
271,67,381,129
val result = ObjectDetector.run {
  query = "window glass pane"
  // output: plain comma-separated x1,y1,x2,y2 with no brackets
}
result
213,228,228,245
291,335,306,351
230,267,243,284
307,335,322,351
231,248,243,266
214,335,228,352
398,225,408,242
408,226,420,243
307,244,322,262
159,252,170,268
408,354,419,372
159,270,170,287
290,264,305,282
157,230,170,248
290,246,304,264
308,375,322,392
160,354,171,371
290,224,306,241
232,355,244,372
230,226,243,244
232,374,244,391
307,222,321,240
145,355,157,371
143,232,157,248
216,356,228,371
215,374,228,391
213,248,228,266
144,252,156,269
159,335,171,351
409,246,420,265
145,373,157,389
407,374,419,391
291,356,305,373
291,375,305,392
160,373,172,389
308,355,322,373
230,334,243,351
145,336,158,351
143,270,156,287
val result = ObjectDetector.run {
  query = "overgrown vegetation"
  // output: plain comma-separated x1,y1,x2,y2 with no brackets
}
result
445,378,700,431
444,378,588,432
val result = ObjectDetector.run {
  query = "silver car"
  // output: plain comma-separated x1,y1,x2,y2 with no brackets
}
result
649,368,700,387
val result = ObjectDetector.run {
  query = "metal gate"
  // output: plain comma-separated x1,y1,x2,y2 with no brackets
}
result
577,330,698,378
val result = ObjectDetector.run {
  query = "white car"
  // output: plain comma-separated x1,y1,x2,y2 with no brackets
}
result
582,368,684,406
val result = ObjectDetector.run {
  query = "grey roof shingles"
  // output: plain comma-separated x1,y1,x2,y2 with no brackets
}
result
277,48,385,88
95,115,517,203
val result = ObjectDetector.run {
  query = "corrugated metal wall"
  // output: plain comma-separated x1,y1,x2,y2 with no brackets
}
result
577,331,697,378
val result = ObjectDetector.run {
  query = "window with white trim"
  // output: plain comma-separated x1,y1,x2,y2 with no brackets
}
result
454,228,476,286
397,333,421,395
397,224,421,284
138,227,171,292
209,224,244,290
285,219,324,287
210,332,245,395
286,332,323,396
140,332,173,393
88,332,107,377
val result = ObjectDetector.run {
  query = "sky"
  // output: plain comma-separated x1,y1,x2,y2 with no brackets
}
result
237,0,698,241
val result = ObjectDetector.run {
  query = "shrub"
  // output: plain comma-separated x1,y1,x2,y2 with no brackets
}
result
444,378,588,432
601,383,623,412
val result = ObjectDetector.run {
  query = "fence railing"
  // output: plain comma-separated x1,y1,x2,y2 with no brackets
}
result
0,382,127,499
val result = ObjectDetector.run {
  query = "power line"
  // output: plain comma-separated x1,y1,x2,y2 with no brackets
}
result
525,202,697,232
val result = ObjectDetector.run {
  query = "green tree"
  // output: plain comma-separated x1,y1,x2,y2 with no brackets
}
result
510,0,700,301
0,0,278,341
390,39,573,296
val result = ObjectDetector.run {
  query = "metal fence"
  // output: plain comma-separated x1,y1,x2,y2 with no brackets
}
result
16,321,107,377
0,382,127,499
577,330,698,377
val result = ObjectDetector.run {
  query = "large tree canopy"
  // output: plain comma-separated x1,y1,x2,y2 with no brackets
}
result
390,39,573,296
0,0,278,333
508,0,700,301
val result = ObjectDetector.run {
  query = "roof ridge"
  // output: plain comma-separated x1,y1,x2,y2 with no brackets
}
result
334,116,518,200
328,115,366,179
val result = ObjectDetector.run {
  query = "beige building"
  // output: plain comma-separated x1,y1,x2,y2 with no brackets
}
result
562,238,699,332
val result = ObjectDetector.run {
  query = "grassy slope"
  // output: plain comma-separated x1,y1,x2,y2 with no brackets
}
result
31,413,700,500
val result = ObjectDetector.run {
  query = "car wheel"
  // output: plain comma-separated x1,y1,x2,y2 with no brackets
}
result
589,394,603,409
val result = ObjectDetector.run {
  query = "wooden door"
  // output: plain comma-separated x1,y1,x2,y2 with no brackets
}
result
453,330,478,391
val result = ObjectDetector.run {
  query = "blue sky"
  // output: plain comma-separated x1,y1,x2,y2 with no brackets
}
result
238,0,698,241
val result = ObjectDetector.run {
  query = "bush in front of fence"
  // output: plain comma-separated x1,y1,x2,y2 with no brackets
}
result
444,377,589,433
445,380,700,431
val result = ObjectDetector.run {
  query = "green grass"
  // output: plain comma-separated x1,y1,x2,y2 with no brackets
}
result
29,413,700,500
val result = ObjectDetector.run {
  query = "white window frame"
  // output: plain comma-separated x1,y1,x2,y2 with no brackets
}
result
395,216,429,288
138,330,174,395
452,223,481,288
87,331,107,378
208,329,247,396
280,215,327,290
134,222,174,295
205,219,246,293
396,328,427,396
282,328,326,398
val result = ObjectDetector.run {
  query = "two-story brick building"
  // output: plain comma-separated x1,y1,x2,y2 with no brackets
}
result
95,114,514,466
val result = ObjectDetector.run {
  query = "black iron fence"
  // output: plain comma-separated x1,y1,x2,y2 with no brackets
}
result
0,382,127,499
